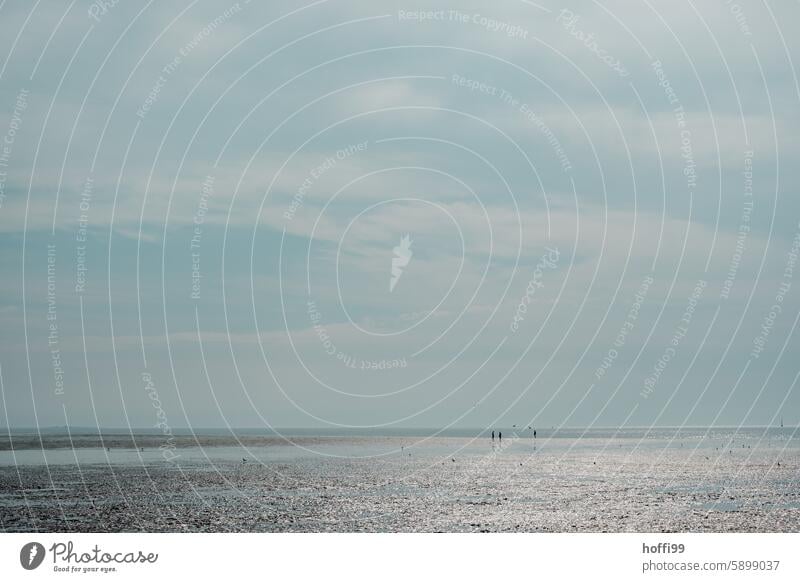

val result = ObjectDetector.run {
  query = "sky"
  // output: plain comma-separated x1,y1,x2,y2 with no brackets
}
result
0,0,799,432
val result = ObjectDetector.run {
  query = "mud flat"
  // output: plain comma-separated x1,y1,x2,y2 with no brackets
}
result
1,434,798,532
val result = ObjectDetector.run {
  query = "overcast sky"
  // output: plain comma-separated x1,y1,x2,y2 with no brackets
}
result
0,0,799,431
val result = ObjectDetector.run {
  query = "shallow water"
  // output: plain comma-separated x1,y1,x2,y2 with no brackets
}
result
0,429,798,532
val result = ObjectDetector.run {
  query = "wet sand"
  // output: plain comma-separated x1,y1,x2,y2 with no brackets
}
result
1,434,798,532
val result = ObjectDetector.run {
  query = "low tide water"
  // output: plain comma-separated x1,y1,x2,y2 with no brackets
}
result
0,428,797,532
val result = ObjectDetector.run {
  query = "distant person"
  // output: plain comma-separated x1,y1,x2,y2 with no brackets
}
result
533,429,537,439
491,431,495,441
499,432,502,442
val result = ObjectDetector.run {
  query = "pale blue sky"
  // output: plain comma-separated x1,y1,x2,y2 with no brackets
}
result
0,0,799,431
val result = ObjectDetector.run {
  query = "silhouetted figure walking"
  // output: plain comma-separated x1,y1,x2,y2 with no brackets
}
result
533,430,536,439
499,432,502,442
491,430,495,441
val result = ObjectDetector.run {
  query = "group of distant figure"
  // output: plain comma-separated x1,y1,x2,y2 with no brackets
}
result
491,428,536,441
